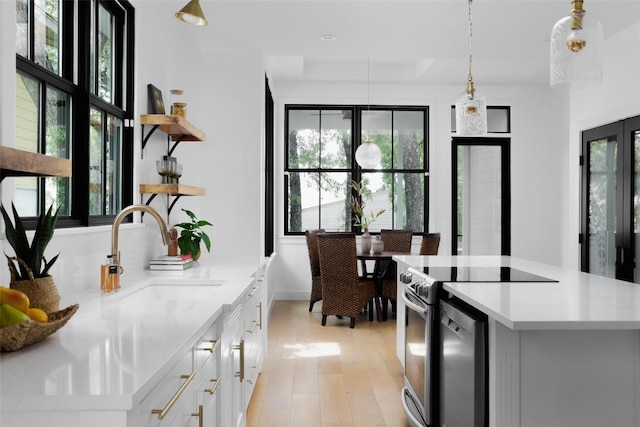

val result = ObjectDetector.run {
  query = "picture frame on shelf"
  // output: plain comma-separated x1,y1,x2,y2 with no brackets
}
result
147,84,165,114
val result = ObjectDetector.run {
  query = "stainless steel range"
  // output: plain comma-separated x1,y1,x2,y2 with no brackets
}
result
400,267,440,427
399,264,555,427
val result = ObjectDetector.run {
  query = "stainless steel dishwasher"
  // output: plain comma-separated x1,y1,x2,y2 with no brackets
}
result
439,297,487,427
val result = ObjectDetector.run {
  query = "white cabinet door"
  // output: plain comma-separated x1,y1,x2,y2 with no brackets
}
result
221,300,246,427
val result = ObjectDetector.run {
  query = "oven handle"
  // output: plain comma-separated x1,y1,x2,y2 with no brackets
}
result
402,290,429,318
401,387,428,427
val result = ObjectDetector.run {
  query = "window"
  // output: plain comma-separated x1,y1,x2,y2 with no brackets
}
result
14,0,134,227
285,105,428,235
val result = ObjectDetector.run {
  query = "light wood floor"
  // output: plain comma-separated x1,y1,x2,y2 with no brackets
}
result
247,300,410,427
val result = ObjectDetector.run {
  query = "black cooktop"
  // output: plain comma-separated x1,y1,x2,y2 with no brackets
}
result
422,266,557,283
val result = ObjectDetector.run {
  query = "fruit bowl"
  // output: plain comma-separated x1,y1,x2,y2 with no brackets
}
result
0,304,79,352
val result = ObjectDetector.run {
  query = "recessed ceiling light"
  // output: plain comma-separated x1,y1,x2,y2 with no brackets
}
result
320,34,336,41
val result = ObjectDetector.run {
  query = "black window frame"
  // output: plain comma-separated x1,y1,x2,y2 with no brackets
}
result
284,104,429,236
14,0,135,229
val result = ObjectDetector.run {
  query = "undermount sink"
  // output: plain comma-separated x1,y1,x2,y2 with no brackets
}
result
119,284,220,302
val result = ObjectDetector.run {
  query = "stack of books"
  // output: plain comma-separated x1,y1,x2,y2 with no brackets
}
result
149,254,194,271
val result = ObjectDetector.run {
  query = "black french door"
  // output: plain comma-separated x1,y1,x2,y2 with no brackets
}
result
581,115,640,282
452,138,511,256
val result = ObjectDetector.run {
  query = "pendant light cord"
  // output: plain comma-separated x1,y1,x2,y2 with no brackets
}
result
367,57,371,141
467,0,473,80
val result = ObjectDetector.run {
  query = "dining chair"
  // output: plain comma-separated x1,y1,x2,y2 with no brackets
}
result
305,229,325,312
317,233,376,328
380,229,413,253
380,229,413,320
420,232,441,255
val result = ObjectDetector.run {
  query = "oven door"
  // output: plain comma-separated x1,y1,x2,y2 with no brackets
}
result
402,289,435,427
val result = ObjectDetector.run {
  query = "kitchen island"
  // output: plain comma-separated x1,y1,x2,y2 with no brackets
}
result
394,255,640,427
0,257,272,427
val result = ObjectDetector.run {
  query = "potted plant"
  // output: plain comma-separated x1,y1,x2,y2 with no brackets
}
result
0,202,61,313
351,180,385,253
173,208,213,261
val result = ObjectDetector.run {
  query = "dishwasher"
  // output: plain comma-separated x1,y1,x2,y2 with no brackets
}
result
439,297,487,427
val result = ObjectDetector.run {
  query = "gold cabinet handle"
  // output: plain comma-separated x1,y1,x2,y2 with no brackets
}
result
232,339,245,382
204,339,221,353
257,302,263,330
247,320,258,334
191,404,203,427
205,377,222,395
247,286,258,298
151,372,195,419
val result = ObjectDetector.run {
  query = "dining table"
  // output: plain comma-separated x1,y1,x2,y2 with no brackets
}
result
358,250,410,322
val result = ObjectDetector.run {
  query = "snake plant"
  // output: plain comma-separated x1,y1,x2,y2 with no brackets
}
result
1,202,60,279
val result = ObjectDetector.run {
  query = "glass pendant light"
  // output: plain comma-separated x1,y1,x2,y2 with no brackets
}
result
550,0,603,90
455,0,487,136
355,58,382,169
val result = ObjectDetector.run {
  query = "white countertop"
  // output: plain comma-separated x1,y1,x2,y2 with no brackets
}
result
0,261,259,412
394,255,640,330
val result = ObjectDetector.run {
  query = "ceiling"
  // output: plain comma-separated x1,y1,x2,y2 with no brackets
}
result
161,0,640,86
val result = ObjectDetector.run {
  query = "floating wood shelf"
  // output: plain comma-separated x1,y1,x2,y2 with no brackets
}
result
140,184,206,216
140,115,206,156
0,146,72,181
140,183,205,196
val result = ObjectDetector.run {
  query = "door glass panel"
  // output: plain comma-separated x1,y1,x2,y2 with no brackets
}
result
456,145,502,255
588,138,617,278
634,130,640,283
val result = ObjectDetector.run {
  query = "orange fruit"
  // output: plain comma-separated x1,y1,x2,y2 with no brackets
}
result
25,307,48,323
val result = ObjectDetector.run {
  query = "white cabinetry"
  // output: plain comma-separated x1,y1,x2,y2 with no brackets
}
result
0,259,274,427
221,257,272,427
136,319,222,427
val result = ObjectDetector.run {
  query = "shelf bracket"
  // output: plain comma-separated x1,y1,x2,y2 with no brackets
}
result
143,193,159,207
168,194,184,216
141,124,161,157
168,135,187,157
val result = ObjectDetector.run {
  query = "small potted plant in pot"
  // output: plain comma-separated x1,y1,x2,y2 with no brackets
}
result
173,208,213,261
0,202,61,313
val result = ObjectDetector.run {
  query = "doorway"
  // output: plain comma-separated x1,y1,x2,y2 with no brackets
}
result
452,138,511,256
580,115,640,282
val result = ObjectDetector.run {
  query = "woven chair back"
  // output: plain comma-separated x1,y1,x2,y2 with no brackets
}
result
305,229,325,278
420,232,441,255
380,229,413,253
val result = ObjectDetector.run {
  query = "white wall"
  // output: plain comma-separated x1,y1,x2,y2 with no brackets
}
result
269,82,565,300
0,1,265,295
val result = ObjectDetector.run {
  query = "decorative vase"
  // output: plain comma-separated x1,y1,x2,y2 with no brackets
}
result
360,229,372,254
372,235,384,254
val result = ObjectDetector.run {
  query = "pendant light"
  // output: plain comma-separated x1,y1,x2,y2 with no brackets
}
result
175,0,208,26
550,0,603,90
455,0,487,136
355,58,382,169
